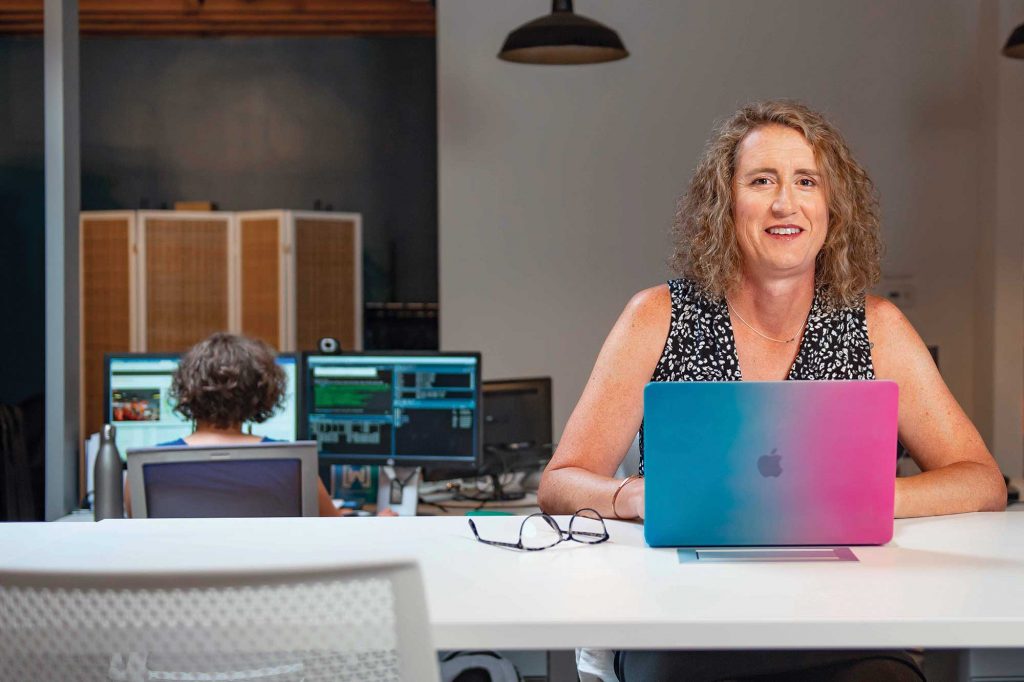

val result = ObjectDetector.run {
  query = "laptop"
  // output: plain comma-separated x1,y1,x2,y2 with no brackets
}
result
643,381,897,547
126,442,320,519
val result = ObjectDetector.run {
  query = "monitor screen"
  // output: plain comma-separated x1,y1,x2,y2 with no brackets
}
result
482,377,553,451
104,353,298,456
301,352,482,467
257,355,298,442
142,458,302,518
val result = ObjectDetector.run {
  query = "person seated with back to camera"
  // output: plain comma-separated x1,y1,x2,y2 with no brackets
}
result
125,332,346,517
538,100,1006,682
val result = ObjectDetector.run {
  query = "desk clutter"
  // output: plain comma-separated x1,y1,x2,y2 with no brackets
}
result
333,463,544,510
89,349,552,519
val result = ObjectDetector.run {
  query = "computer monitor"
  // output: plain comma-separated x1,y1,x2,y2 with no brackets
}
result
255,354,299,442
482,377,553,454
300,351,482,469
103,352,299,456
125,442,319,518
421,376,553,495
467,377,555,500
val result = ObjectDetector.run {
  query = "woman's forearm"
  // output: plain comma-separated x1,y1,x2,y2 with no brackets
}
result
538,466,643,519
894,461,1006,518
317,481,342,517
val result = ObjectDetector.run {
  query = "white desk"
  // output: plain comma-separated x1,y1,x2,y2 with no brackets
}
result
3,513,1024,651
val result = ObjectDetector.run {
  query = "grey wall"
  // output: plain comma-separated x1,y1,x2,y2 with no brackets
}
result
975,2,1024,475
438,0,1024,475
0,35,437,404
79,36,437,305
0,38,45,405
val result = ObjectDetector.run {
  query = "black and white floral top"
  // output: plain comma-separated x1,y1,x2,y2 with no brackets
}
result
637,278,874,475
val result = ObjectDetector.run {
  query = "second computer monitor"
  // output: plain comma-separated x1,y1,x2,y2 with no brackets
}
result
104,352,298,454
301,352,482,468
482,377,553,452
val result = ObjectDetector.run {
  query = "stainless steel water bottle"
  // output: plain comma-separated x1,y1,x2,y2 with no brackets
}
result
94,423,124,521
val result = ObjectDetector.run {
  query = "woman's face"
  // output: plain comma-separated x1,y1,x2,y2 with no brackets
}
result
732,124,828,282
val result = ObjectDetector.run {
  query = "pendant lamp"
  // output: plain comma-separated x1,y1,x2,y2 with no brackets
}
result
1004,21,1024,59
498,0,629,65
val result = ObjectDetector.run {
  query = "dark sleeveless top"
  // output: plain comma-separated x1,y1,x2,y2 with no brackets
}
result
637,278,874,475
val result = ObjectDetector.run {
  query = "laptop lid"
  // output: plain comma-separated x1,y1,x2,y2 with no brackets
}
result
126,441,320,519
643,381,897,547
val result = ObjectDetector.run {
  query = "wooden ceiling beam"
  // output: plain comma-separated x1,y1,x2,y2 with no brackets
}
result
0,0,435,36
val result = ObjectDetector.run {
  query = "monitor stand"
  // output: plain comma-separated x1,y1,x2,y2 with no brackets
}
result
377,466,421,516
480,472,526,502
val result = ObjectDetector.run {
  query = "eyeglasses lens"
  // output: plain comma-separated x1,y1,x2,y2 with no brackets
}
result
520,515,563,550
569,509,607,543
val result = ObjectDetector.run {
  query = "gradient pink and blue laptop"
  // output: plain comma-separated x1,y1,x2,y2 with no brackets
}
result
643,380,897,547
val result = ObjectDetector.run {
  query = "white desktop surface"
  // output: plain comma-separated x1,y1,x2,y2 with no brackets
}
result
3,512,1023,650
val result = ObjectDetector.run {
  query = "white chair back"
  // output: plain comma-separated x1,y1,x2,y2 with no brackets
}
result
0,559,439,682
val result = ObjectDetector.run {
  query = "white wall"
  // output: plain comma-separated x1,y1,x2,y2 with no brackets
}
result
439,1,1023,474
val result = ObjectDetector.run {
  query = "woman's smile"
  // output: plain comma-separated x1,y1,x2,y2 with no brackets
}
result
764,223,806,240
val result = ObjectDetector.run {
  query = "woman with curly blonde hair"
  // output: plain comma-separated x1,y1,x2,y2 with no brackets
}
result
539,100,1004,681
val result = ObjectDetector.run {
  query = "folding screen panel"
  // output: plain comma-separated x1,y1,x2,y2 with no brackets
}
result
237,212,286,350
79,211,136,490
137,211,234,353
293,212,362,353
237,210,362,353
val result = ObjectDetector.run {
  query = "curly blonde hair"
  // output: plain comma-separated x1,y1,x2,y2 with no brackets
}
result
670,100,882,309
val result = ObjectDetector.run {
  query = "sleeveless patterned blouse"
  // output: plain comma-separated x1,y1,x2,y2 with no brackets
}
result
637,278,874,475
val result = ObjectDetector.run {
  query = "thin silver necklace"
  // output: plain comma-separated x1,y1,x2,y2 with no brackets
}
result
726,300,805,344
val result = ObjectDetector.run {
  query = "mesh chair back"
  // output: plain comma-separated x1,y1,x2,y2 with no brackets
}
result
0,560,438,682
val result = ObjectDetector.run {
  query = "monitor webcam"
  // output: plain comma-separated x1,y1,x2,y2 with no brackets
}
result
318,337,341,354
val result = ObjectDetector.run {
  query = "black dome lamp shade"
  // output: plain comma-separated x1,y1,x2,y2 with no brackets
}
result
498,0,629,65
1004,21,1024,59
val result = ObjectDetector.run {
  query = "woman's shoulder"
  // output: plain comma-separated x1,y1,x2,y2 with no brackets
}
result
864,294,913,342
623,278,716,339
627,282,670,308
628,278,706,310
610,284,672,358
624,284,672,328
864,294,932,379
598,284,673,382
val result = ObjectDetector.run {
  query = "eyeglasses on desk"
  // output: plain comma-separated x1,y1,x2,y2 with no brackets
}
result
468,508,609,551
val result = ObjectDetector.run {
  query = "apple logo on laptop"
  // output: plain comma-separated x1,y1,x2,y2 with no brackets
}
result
757,448,783,478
